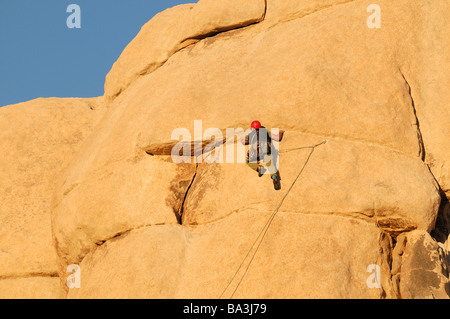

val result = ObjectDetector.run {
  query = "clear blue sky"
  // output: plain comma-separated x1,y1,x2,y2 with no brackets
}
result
0,0,191,107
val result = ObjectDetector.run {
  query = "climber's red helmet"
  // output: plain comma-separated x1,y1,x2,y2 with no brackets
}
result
251,120,262,130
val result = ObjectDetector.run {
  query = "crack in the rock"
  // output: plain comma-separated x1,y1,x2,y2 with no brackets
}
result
0,272,59,280
399,69,426,161
178,163,199,225
110,1,268,103
264,0,358,29
93,222,170,249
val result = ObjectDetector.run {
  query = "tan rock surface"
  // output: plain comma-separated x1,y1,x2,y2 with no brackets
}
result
0,97,105,298
52,156,195,269
66,225,187,299
2,0,449,299
68,213,388,299
264,0,356,24
392,0,450,199
182,133,440,233
51,0,450,299
396,230,449,298
0,277,64,299
104,0,266,103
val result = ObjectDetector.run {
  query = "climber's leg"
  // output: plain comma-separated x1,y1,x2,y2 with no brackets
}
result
263,154,281,190
246,151,262,175
263,155,278,175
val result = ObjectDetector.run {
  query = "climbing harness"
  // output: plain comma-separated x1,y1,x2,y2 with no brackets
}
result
218,140,327,299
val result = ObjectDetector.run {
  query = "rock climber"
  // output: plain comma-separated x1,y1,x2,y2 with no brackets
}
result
241,120,285,190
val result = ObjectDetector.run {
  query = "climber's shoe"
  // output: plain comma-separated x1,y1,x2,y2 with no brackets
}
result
271,174,281,191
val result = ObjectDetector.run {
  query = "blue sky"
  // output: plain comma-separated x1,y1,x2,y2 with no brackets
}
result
0,0,191,107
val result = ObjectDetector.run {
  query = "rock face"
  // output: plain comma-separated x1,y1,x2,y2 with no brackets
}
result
104,0,266,103
396,230,449,299
1,0,449,298
0,97,105,298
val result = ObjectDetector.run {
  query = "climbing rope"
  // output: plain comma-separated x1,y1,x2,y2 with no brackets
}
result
218,140,327,299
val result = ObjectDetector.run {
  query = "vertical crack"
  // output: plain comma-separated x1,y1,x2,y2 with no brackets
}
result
262,0,268,20
377,231,396,298
177,163,198,225
399,69,426,161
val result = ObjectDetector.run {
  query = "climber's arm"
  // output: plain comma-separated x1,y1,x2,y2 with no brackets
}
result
241,132,250,145
271,129,285,142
